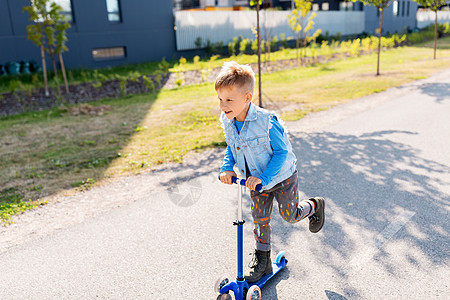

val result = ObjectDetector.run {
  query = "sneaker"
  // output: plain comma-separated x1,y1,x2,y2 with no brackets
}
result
308,197,325,233
244,250,273,283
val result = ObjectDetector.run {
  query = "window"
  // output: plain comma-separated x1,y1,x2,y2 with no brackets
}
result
106,0,121,22
393,1,399,16
340,1,353,11
402,1,405,16
312,3,319,11
92,47,126,60
322,2,329,11
407,1,410,17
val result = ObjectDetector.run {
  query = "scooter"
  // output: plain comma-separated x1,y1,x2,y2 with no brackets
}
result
215,177,288,300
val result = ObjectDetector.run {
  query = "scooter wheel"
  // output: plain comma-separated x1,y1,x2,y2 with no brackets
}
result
246,285,261,300
275,251,286,264
214,275,229,294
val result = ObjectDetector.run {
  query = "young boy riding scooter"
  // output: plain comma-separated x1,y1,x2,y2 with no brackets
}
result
217,61,325,283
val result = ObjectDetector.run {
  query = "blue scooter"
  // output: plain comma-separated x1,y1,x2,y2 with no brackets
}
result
215,177,288,300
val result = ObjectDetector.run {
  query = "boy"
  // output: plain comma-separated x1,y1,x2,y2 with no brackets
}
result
217,61,325,283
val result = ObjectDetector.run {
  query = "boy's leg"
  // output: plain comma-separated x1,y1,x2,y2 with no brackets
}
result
244,190,275,283
274,171,316,223
250,190,275,251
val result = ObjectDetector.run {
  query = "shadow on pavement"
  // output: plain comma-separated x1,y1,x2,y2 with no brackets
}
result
417,82,450,103
325,290,349,300
268,130,449,298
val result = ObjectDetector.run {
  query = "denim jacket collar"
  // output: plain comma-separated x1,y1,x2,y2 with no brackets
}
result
222,102,258,128
245,102,258,121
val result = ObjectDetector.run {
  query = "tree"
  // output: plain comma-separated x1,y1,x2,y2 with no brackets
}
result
288,0,321,65
250,0,263,107
413,0,446,59
352,0,393,75
23,0,71,95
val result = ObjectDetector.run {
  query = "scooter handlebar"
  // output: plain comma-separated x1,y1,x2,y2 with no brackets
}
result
218,175,263,192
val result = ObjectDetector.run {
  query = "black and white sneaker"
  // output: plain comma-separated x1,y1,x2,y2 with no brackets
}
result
308,197,325,233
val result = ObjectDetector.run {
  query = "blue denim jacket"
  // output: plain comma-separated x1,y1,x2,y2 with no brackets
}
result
220,102,297,191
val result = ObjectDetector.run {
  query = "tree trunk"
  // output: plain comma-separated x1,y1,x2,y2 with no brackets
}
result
296,33,299,66
51,53,58,79
257,1,262,108
59,53,69,94
303,31,307,64
41,45,49,97
434,9,437,60
377,8,384,76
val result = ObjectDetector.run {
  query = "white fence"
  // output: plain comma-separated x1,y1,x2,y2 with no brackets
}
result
417,11,450,28
174,10,365,51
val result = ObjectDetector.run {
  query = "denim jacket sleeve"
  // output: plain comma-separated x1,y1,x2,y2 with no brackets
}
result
258,117,288,186
220,145,236,173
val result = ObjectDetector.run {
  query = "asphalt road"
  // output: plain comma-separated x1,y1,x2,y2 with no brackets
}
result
1,69,449,300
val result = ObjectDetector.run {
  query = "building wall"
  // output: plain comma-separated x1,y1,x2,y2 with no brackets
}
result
175,10,365,50
364,0,418,34
0,0,176,69
417,10,450,28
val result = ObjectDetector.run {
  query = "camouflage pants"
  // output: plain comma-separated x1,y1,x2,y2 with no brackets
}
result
250,170,315,251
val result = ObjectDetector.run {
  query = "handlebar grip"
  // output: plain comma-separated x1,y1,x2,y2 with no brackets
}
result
218,175,263,192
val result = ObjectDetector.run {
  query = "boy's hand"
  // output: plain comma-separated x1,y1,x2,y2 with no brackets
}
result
246,176,262,191
219,171,237,185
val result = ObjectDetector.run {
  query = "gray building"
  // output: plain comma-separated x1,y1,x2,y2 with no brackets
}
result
365,1,418,35
175,0,418,35
0,0,176,69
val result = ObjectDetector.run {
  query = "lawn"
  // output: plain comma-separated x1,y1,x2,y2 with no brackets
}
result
1,36,450,224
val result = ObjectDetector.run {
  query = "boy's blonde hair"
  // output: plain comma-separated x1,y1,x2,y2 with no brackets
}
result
215,61,255,93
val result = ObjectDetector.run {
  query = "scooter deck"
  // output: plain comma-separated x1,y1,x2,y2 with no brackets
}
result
251,258,288,289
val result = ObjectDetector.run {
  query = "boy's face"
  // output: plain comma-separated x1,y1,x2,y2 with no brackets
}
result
217,86,253,122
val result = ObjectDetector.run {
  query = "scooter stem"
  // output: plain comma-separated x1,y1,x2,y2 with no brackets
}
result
238,183,243,220
237,184,244,280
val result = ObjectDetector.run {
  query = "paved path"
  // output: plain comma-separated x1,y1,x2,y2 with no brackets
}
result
1,69,449,299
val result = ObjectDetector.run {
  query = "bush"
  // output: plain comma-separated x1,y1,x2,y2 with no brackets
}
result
143,76,155,92
442,23,450,34
271,36,279,52
339,40,352,55
309,42,318,58
205,39,215,56
251,39,258,54
239,38,251,55
320,40,332,60
370,36,379,51
228,36,243,56
361,37,372,52
194,37,202,49
193,55,200,65
350,38,361,56
214,41,224,55
381,37,395,49
179,56,187,66
391,34,407,46
228,41,234,56
279,33,288,49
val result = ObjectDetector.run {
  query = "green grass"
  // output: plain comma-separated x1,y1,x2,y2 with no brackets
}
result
0,187,46,225
1,36,450,224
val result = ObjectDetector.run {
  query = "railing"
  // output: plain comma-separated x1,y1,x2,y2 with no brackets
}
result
174,10,365,51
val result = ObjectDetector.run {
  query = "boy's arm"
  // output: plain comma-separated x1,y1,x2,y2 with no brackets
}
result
258,117,288,186
220,145,236,173
219,146,237,185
